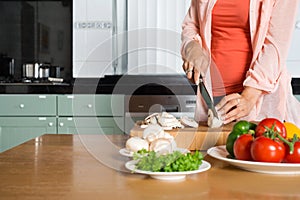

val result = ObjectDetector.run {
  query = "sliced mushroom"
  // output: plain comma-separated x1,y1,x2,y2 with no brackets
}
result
157,112,183,129
207,109,223,128
180,116,198,128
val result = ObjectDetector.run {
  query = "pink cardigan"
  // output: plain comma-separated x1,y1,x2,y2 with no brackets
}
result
181,0,300,126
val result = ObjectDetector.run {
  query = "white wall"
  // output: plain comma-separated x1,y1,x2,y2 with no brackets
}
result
287,3,300,78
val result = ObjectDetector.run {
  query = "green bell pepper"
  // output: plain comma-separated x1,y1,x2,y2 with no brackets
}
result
225,120,257,158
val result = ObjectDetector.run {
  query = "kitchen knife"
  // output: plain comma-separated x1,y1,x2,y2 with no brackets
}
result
199,76,219,119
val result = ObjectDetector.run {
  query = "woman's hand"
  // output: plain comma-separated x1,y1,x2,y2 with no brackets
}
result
182,41,210,85
215,87,263,124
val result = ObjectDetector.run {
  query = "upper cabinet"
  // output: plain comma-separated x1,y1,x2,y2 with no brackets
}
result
72,0,192,78
72,0,113,78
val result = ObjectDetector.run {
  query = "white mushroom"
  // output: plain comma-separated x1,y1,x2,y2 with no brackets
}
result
157,112,183,129
162,132,174,140
125,137,149,153
142,124,164,143
149,138,173,155
149,116,157,124
139,112,185,129
145,113,159,121
180,116,198,128
207,109,223,128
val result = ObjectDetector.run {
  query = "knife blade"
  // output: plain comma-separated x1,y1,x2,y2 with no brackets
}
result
199,76,219,119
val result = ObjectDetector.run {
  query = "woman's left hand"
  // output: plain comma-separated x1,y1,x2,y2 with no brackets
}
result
215,87,263,124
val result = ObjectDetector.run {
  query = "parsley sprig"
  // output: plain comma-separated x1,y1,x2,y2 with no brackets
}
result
133,150,203,172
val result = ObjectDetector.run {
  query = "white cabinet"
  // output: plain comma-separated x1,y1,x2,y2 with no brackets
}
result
287,4,300,77
73,0,113,78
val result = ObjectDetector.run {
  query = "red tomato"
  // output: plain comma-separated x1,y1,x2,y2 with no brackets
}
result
255,118,287,138
284,141,300,163
250,136,286,163
233,134,253,161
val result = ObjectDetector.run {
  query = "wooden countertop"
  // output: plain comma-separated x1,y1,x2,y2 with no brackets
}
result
0,134,299,200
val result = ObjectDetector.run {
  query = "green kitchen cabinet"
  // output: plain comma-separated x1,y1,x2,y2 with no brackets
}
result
0,117,56,152
0,95,56,116
295,95,300,102
0,94,125,152
0,95,57,153
57,117,124,134
57,94,125,134
57,94,124,116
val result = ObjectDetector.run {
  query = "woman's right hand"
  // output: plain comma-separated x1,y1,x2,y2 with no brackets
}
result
182,40,210,85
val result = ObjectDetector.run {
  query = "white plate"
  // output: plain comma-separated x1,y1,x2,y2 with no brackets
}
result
119,148,190,157
125,160,211,181
207,145,300,175
119,148,134,157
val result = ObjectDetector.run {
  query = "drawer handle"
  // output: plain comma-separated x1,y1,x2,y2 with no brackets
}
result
87,104,93,108
19,104,25,108
48,122,54,127
59,122,64,127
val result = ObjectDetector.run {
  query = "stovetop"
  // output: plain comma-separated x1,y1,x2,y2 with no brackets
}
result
0,77,67,85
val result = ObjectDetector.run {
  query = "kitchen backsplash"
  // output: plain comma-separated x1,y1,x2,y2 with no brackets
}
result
0,0,72,82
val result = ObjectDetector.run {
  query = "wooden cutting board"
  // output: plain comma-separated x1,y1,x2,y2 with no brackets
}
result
130,122,234,150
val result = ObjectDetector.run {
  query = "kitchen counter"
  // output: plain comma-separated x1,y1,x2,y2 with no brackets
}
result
0,75,197,95
0,76,299,95
0,134,299,200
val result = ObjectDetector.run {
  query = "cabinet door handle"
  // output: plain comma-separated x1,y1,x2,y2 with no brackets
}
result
87,104,93,108
48,122,54,127
59,122,64,127
19,104,25,108
39,95,46,99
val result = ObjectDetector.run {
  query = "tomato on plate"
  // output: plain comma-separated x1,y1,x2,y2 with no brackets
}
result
284,141,300,163
225,120,257,158
233,134,253,161
255,118,287,138
250,136,286,163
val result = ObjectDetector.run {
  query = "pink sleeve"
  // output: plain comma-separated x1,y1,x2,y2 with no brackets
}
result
181,0,202,59
244,0,299,93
